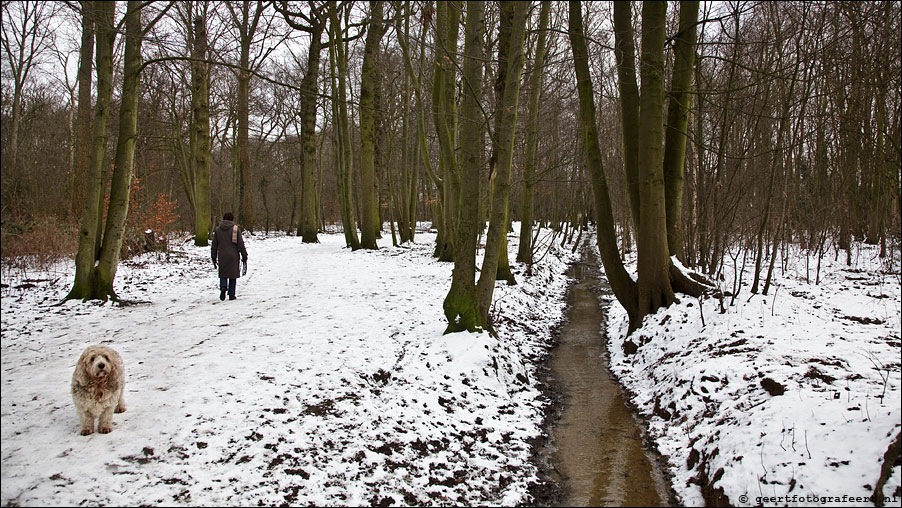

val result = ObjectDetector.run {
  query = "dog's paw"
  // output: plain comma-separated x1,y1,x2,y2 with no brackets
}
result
115,405,126,414
80,428,94,436
98,426,112,434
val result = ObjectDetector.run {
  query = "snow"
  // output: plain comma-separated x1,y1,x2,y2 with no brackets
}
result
1,227,577,506
2,225,900,507
603,242,902,507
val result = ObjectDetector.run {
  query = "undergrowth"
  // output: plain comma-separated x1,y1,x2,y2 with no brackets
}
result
2,181,181,273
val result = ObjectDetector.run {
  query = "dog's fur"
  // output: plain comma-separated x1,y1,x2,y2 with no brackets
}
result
71,345,126,435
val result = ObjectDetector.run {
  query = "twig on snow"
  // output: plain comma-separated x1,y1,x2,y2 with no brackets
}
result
759,443,768,482
865,392,871,421
863,351,889,404
770,284,779,316
698,296,706,328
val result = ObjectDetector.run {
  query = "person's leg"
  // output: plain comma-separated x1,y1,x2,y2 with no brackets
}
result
228,278,237,299
219,277,227,301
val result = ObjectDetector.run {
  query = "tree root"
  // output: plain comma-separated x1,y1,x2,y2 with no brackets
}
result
113,298,151,307
670,261,718,298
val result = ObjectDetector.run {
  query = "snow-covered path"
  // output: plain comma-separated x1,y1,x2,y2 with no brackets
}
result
1,232,578,506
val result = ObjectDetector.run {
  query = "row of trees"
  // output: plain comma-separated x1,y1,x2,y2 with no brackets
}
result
2,1,899,332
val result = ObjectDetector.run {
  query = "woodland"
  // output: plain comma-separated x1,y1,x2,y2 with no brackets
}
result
1,0,900,332
2,2,901,506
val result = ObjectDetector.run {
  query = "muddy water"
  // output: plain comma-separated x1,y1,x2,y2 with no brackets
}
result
545,250,672,507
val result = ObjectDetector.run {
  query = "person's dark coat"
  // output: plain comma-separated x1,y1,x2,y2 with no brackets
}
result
211,219,248,279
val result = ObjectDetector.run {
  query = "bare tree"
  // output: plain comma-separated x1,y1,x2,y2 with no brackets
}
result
662,0,699,263
358,0,386,250
327,0,360,249
222,0,288,230
517,0,551,266
572,0,709,332
443,0,483,333
432,0,462,262
1,0,62,178
189,5,213,246
274,0,331,243
66,0,173,302
475,1,528,326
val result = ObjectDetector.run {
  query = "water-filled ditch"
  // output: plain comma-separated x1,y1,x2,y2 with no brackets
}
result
537,246,674,506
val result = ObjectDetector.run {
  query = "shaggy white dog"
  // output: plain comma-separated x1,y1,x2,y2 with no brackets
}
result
71,345,126,435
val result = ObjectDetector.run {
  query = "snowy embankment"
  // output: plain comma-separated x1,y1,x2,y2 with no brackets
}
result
602,243,902,507
1,228,578,506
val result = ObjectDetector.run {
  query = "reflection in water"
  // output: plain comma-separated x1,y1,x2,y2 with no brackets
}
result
548,251,672,507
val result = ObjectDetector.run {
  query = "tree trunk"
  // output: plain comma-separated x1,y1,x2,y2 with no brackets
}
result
387,119,400,247
66,0,114,302
237,55,252,229
93,0,144,300
9,87,21,182
329,5,360,250
476,1,528,325
517,0,550,265
359,1,385,250
483,1,525,287
299,19,325,243
432,1,461,262
408,9,427,243
662,1,699,263
395,1,434,245
233,0,260,231
686,52,704,267
374,54,388,242
836,5,856,262
870,81,887,248
71,0,94,218
613,1,641,231
443,0,484,334
568,0,640,329
636,1,675,317
397,2,413,244
192,13,212,247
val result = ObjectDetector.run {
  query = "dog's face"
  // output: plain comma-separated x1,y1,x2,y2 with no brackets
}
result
80,346,117,380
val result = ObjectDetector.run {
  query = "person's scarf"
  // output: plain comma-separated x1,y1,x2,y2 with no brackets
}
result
232,225,238,244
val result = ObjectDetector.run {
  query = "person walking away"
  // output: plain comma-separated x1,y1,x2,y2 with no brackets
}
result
211,212,248,300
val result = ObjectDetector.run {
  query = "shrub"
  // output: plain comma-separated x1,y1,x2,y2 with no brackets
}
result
0,215,78,270
1,177,183,268
119,178,181,260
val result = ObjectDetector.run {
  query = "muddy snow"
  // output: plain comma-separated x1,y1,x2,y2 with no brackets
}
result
1,230,577,506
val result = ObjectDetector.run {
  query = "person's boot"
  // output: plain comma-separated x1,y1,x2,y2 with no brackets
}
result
229,295,237,300
220,288,226,301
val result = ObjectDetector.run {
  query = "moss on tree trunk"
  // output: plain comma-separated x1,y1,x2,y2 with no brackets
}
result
66,1,115,302
477,1,528,325
443,1,484,334
358,1,384,250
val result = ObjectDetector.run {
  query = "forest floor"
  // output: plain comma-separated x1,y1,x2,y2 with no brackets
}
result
602,242,902,507
1,228,578,506
1,227,900,506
